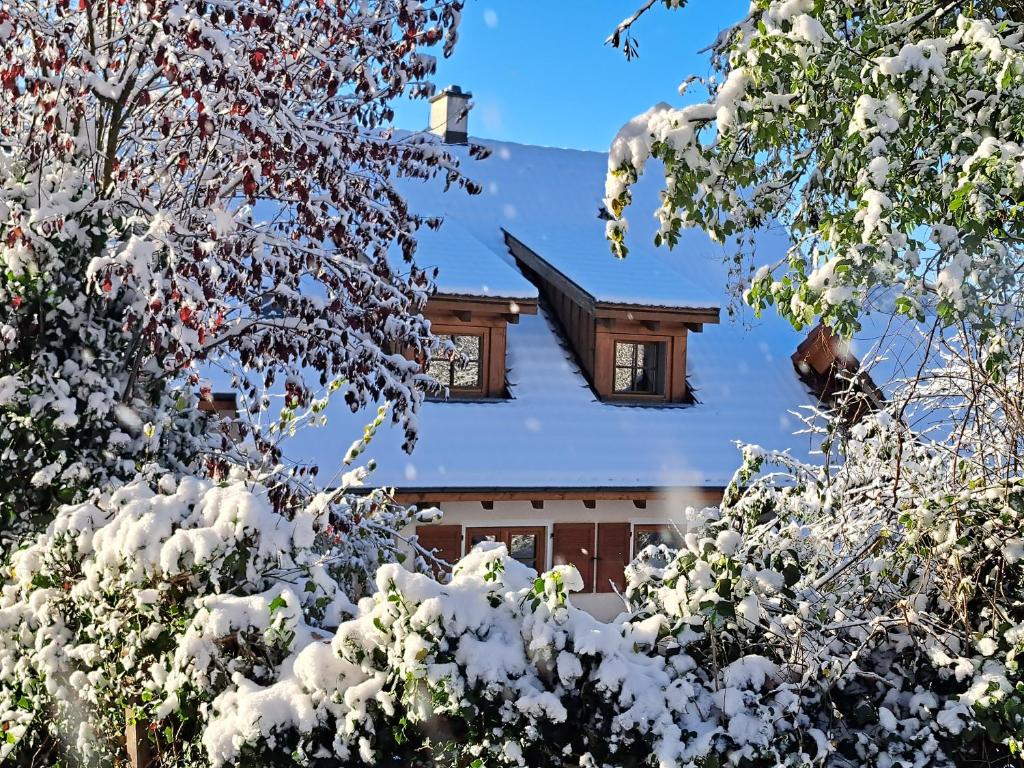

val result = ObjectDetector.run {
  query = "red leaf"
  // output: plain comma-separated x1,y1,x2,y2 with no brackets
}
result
179,307,192,322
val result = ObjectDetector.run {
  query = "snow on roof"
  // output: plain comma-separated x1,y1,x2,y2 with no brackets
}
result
275,134,827,490
399,137,721,309
285,306,817,489
411,219,537,301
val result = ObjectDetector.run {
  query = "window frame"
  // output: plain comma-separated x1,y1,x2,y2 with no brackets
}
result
604,335,670,402
423,323,492,399
465,525,547,572
427,332,485,392
632,524,683,558
612,339,665,396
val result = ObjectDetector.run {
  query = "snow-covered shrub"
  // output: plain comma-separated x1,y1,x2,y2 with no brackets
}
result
6,442,1022,768
198,544,703,767
623,416,1024,767
0,466,423,766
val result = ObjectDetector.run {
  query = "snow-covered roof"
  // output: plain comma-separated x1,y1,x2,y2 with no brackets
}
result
412,220,537,301
278,135,822,490
404,137,720,310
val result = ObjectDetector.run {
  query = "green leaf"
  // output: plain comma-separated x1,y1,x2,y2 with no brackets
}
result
268,595,288,614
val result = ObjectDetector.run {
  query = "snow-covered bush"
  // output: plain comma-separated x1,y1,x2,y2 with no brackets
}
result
0,466,424,766
4,426,1022,768
623,416,1023,767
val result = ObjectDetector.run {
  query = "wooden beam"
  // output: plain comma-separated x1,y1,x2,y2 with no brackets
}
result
503,312,520,324
582,500,596,509
504,231,597,312
454,310,472,322
685,323,703,333
428,296,538,317
642,320,661,331
595,305,720,326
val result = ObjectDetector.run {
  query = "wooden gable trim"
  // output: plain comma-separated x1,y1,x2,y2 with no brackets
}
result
428,294,538,317
593,304,719,327
504,230,597,313
392,486,726,506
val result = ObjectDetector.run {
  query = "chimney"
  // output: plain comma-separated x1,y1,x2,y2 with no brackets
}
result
428,85,472,144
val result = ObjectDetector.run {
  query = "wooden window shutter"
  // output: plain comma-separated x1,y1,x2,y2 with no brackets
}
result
552,523,596,593
595,522,631,593
415,524,462,576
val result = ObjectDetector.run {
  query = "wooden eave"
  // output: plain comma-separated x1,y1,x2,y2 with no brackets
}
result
428,293,538,317
389,485,727,505
503,229,720,328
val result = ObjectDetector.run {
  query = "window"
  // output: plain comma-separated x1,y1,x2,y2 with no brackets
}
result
427,334,483,391
465,526,546,572
614,341,664,394
633,524,682,568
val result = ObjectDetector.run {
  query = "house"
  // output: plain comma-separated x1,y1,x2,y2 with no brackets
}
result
286,87,826,618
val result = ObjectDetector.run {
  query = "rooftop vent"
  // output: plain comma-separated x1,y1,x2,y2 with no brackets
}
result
428,85,472,144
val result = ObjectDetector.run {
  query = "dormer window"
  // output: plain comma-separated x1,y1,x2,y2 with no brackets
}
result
614,341,665,395
427,334,483,392
421,294,538,399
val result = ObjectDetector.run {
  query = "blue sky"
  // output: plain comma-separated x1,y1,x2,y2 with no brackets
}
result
392,0,749,152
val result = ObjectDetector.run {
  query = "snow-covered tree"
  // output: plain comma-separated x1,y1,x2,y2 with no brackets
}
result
0,0,475,526
0,465,442,766
605,0,1024,370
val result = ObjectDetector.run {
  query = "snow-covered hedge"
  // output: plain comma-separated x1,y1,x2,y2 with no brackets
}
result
0,468,422,766
3,417,1022,767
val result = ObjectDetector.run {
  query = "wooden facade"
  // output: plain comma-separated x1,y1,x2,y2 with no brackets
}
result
504,231,718,404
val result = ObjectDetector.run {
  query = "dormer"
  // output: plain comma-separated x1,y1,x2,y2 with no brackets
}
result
504,231,719,404
792,323,882,422
424,293,537,398
415,223,539,399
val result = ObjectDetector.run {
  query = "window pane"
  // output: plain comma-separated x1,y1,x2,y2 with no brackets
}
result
632,367,653,393
509,533,537,568
614,367,633,392
453,361,480,388
471,533,497,547
453,334,481,361
635,528,681,567
635,343,646,366
615,342,634,366
426,357,452,385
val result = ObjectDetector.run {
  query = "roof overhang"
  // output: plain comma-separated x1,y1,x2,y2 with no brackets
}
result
386,485,726,505
427,293,538,323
